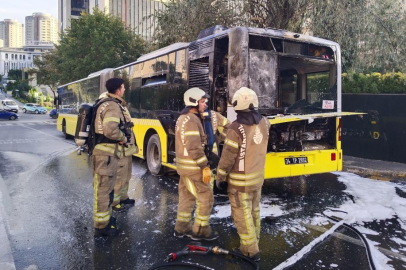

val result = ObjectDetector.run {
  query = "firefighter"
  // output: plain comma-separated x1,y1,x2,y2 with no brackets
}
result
201,109,230,189
205,109,230,155
97,92,138,213
92,78,137,237
174,87,219,241
215,87,270,261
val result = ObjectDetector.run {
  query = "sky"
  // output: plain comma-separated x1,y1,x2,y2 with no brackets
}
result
0,0,58,24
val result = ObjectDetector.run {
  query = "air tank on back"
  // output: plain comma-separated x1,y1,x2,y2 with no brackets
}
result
74,103,93,147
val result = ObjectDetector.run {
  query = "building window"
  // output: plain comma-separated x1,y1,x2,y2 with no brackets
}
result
5,54,8,59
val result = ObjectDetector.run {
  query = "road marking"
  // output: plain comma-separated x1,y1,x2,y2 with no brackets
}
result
0,121,56,126
15,125,76,146
0,138,48,145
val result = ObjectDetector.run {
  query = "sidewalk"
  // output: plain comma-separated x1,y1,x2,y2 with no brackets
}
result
343,155,406,182
0,174,16,270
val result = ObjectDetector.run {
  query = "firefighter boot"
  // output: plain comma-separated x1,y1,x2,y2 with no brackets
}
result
120,198,135,206
112,204,127,213
94,217,119,237
233,248,261,262
191,226,219,241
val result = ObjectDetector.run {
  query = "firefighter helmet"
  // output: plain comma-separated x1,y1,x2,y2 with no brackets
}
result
232,87,258,111
184,88,210,107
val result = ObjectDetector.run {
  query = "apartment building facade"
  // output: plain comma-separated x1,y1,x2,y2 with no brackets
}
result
25,13,59,46
0,19,24,48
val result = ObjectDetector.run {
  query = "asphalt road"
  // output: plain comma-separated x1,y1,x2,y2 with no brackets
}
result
0,112,405,270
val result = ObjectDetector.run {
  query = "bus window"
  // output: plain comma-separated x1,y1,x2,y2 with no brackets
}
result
307,72,330,104
280,71,298,107
142,59,156,77
142,75,167,86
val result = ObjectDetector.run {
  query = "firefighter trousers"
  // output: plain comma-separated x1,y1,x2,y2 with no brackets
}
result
175,174,214,236
229,187,261,257
91,155,118,229
112,156,132,207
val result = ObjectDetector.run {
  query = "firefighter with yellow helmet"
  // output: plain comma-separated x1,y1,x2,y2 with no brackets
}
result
215,87,270,261
174,87,219,241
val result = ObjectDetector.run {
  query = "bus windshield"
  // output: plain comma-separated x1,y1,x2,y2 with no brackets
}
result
246,34,337,115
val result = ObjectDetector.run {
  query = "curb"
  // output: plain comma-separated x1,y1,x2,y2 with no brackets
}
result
0,174,16,270
343,155,406,182
343,166,406,182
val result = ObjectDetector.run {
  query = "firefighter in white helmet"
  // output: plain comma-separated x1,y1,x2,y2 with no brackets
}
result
215,87,270,261
174,87,219,241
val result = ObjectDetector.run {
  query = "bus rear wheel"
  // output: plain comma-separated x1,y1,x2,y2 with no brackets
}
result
146,134,165,176
62,120,72,139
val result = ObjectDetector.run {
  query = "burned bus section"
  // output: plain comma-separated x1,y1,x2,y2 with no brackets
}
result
188,26,339,155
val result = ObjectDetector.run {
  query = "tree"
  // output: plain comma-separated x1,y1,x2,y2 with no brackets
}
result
31,52,60,105
154,0,243,47
7,69,23,81
154,0,406,73
51,8,147,84
243,0,314,32
304,0,406,72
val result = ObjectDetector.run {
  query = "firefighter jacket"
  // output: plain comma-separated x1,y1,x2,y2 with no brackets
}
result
92,93,138,158
175,111,209,177
211,110,230,142
216,116,270,192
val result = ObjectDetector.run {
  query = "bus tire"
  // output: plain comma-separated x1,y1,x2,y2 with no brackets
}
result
146,134,165,176
62,120,71,139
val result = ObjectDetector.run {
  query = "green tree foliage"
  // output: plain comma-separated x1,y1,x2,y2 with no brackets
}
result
31,52,60,101
342,72,406,94
7,69,23,81
154,0,316,46
154,0,406,73
154,0,243,47
243,0,313,31
47,8,146,84
307,0,406,73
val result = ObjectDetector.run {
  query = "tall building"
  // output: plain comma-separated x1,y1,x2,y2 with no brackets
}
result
59,0,90,32
89,0,165,41
0,19,24,48
25,13,59,45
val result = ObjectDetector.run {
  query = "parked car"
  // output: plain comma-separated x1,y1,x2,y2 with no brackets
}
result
1,99,19,113
0,109,18,120
23,103,47,114
49,109,58,119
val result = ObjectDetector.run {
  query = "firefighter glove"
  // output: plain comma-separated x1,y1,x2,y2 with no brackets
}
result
202,167,212,184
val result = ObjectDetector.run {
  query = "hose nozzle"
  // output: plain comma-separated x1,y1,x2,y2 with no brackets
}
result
212,246,229,255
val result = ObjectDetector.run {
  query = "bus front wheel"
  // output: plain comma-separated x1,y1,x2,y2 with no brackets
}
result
146,134,165,176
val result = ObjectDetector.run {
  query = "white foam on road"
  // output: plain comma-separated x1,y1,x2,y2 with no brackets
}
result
212,196,286,219
325,172,406,269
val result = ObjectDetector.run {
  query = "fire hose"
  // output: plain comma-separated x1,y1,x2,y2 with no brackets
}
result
148,242,259,270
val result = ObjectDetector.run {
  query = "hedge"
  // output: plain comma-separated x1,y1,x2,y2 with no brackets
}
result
342,72,406,94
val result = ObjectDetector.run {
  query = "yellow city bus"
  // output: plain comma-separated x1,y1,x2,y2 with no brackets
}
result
57,26,361,179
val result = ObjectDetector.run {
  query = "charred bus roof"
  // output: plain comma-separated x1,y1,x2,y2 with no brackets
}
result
192,25,339,49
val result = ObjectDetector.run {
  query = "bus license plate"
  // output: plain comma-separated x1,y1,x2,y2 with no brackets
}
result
285,157,308,165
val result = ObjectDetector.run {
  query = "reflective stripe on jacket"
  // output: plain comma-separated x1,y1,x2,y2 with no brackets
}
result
216,117,270,192
92,93,138,158
175,111,208,176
